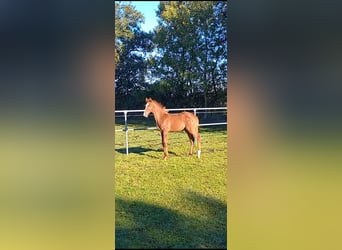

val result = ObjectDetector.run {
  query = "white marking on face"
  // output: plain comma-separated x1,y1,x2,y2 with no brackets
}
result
143,103,149,117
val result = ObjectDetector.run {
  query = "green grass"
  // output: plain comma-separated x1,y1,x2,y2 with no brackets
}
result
115,125,227,249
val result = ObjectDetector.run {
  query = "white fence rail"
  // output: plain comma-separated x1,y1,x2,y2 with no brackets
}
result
115,107,227,155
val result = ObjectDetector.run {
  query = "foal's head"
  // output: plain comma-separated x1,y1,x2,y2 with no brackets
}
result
143,97,166,117
143,97,154,117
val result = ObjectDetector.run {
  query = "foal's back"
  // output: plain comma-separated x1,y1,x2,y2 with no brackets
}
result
166,111,198,132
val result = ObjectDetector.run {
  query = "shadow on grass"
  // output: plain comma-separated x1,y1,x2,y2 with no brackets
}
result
115,191,227,249
115,147,177,157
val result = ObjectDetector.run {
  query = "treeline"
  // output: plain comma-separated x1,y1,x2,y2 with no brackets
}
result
115,1,227,110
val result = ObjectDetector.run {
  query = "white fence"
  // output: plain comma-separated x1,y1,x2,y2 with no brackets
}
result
115,107,227,155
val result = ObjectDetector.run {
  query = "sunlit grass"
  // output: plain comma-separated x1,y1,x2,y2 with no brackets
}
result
115,126,227,249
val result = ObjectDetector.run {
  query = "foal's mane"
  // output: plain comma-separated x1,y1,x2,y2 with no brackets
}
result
151,99,168,113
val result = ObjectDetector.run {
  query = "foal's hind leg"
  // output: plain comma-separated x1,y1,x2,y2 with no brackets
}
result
196,133,202,158
185,130,195,156
186,126,201,158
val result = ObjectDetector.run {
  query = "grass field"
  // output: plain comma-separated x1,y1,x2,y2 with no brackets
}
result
115,124,227,249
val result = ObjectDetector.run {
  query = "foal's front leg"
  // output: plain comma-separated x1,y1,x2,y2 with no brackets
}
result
161,130,169,159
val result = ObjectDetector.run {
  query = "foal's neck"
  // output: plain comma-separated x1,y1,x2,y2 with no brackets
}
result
152,105,167,124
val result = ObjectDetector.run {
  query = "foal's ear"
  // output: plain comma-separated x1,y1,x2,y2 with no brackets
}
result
145,97,152,102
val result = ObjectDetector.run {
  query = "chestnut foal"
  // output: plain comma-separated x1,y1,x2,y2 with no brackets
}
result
143,97,201,159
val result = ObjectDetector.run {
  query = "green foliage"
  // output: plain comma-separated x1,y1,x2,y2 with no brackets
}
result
115,127,227,248
115,2,154,109
114,1,227,109
152,1,227,108
115,2,144,64
115,31,154,109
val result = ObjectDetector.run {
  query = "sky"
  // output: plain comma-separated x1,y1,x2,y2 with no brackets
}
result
120,1,160,32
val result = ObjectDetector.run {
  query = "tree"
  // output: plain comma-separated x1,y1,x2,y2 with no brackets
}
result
115,31,154,109
152,1,227,108
115,2,154,109
114,1,227,109
115,2,144,65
